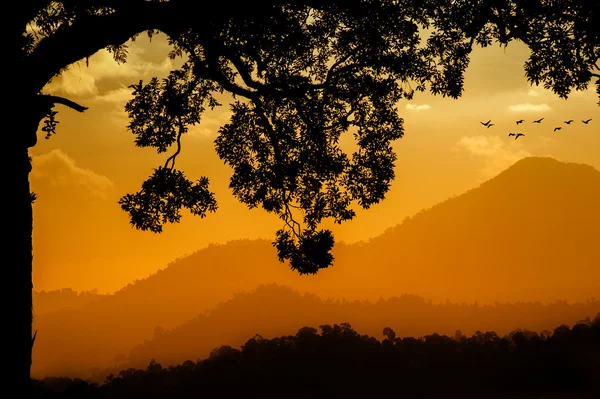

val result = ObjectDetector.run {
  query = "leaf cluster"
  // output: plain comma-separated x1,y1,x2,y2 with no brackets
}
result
118,167,217,233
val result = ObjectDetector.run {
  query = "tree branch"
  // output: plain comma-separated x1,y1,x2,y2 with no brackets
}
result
189,52,258,99
38,94,88,112
282,202,303,238
219,37,360,101
16,1,51,27
220,48,264,91
24,0,332,95
165,118,184,170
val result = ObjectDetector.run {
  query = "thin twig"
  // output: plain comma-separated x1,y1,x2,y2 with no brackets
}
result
165,118,184,169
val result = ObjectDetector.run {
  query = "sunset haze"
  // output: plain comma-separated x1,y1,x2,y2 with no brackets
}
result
32,34,599,294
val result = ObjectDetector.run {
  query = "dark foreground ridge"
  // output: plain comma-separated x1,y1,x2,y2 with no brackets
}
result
33,314,599,398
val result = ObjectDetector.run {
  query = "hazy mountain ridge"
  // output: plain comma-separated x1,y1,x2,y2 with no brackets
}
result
32,156,600,379
120,283,600,376
33,288,109,316
339,156,600,302
34,312,600,399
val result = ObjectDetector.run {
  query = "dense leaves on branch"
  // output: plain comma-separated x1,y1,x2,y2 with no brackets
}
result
125,62,220,154
118,167,217,233
122,2,436,273
24,0,599,274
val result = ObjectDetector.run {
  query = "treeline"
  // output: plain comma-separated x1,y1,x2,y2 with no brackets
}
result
32,284,600,381
33,288,107,315
33,314,600,398
122,284,600,373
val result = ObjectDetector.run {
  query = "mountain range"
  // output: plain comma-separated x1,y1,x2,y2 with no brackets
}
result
32,156,600,379
121,283,599,378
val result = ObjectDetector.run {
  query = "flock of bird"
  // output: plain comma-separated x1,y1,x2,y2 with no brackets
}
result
480,118,593,139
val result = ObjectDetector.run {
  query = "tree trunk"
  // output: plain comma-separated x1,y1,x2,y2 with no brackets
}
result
7,104,42,394
7,145,34,392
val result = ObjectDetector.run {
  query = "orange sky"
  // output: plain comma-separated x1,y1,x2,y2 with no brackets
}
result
31,33,599,294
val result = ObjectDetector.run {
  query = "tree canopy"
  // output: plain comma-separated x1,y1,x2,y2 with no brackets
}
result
22,0,599,275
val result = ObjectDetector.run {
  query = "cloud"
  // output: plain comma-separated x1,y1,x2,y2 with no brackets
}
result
93,87,136,126
527,89,541,97
454,135,531,178
188,107,234,137
43,44,174,98
406,103,431,112
94,86,135,104
30,149,114,199
508,103,552,112
537,135,557,147
569,85,598,100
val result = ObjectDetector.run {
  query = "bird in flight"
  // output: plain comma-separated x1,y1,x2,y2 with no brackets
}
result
516,119,525,125
487,123,495,128
515,133,525,140
480,120,492,127
554,127,562,132
582,119,592,124
508,133,516,137
564,120,574,124
533,118,544,123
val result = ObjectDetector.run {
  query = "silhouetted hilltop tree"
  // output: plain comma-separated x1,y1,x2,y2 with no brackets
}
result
13,1,599,389
32,315,600,398
33,289,107,315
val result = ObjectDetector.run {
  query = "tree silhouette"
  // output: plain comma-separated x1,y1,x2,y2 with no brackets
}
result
31,316,600,398
9,0,599,391
382,327,396,342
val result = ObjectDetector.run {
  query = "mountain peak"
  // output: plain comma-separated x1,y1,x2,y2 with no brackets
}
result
473,156,600,196
498,156,598,177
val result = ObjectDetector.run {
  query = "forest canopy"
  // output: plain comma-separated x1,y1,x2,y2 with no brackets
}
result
32,315,600,398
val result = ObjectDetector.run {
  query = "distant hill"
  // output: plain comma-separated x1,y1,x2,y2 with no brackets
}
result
334,156,600,303
32,156,600,379
34,311,600,399
120,284,600,375
33,288,108,316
